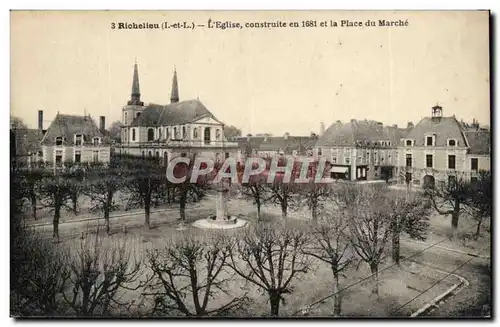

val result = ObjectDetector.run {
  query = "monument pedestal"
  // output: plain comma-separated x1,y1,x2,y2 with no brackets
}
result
192,182,248,230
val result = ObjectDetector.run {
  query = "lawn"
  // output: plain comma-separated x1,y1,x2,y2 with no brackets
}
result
57,214,461,317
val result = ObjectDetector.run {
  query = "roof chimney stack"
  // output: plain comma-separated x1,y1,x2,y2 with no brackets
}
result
407,122,414,129
38,110,43,131
99,116,106,132
284,132,289,140
392,124,398,128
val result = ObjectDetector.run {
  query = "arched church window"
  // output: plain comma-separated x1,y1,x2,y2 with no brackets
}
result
148,128,154,141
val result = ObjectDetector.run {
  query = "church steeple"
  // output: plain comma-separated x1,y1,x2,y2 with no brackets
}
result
170,68,179,103
128,60,144,106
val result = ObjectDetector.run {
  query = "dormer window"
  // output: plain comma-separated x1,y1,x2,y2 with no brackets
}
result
55,136,63,146
448,139,457,147
93,137,100,146
405,139,414,147
74,134,83,146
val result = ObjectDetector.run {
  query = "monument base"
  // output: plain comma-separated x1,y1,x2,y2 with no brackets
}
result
192,215,248,230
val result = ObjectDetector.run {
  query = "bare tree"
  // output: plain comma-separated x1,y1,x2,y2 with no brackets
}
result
387,190,430,265
84,162,124,235
11,229,68,316
143,234,247,317
303,212,353,316
227,222,312,316
424,174,473,229
340,183,391,297
123,156,166,229
39,173,74,242
61,232,142,316
172,155,210,223
19,168,46,220
300,181,332,222
10,115,28,129
238,171,271,222
108,120,122,142
469,170,492,239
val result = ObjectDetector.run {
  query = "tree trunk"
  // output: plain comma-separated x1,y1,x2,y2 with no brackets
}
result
180,198,186,222
281,202,288,219
144,201,151,229
53,207,60,243
451,212,459,229
105,191,113,235
333,272,342,316
391,232,400,265
451,199,460,229
256,200,262,221
369,262,379,297
104,207,110,235
475,219,482,239
311,205,318,223
71,192,78,215
31,197,37,220
269,290,281,316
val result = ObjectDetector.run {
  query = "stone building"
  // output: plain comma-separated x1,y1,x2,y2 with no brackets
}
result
314,119,409,181
395,105,490,188
40,111,111,166
116,62,238,162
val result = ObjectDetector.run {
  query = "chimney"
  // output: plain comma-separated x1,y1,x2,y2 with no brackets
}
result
246,133,252,141
336,120,342,124
264,135,268,142
284,132,289,140
38,110,43,130
407,122,414,129
350,119,356,124
99,116,106,132
392,124,398,128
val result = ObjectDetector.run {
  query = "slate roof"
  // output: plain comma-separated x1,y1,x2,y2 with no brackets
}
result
315,120,409,147
129,99,217,127
237,135,317,155
464,130,490,155
12,128,44,156
41,113,110,146
404,116,468,147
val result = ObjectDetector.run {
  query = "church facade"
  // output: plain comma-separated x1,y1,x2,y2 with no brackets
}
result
115,62,239,164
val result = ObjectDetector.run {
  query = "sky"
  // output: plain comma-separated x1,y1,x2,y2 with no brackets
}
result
10,10,490,136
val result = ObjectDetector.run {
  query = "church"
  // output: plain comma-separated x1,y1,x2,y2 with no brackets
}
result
116,62,239,164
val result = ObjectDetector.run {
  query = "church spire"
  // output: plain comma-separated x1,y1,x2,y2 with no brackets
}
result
170,67,179,103
128,60,143,106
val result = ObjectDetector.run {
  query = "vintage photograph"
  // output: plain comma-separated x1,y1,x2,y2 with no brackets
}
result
10,10,491,318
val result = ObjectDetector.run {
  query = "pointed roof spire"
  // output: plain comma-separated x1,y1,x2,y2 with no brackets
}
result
170,67,179,103
128,60,144,106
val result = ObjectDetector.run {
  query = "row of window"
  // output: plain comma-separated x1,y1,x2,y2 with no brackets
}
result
405,137,458,147
128,126,222,142
55,135,101,146
54,149,100,165
405,154,478,170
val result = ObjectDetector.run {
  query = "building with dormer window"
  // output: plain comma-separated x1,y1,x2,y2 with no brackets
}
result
116,62,238,162
396,105,490,188
40,113,111,166
314,119,410,181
